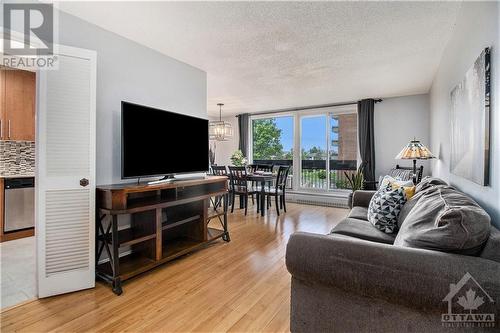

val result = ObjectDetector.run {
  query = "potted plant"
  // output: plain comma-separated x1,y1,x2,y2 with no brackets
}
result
230,150,247,167
344,167,364,208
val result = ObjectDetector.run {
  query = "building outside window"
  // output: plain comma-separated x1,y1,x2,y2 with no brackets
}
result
250,109,357,192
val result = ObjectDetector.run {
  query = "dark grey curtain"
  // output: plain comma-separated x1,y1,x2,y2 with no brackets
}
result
357,99,376,189
237,113,249,157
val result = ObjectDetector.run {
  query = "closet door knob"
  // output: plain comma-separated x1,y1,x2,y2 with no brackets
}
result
80,178,89,187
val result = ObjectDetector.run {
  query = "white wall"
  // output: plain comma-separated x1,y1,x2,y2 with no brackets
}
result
57,11,207,184
210,116,239,166
374,94,430,179
429,2,500,228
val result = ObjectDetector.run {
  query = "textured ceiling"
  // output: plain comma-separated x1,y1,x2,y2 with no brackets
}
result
56,1,461,116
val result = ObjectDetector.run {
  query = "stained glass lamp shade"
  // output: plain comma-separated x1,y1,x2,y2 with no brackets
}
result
395,139,435,183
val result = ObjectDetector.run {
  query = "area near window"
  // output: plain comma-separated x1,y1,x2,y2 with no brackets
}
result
250,108,358,192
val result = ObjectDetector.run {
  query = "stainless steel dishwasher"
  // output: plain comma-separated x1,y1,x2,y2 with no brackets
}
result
4,177,35,232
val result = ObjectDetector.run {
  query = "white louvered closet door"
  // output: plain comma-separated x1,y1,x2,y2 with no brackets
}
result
37,45,96,298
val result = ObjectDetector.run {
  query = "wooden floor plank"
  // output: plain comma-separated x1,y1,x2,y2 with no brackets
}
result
1,202,347,332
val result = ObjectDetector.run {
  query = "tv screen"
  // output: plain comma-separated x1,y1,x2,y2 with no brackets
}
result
121,101,209,179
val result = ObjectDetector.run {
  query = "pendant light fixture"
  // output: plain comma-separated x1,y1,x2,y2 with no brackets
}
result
209,103,233,141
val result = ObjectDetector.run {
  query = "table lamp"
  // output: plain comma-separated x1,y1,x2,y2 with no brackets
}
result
395,138,435,183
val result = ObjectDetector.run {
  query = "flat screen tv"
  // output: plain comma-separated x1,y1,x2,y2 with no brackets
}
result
121,101,209,179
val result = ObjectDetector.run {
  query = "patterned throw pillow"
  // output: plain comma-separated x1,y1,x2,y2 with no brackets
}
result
391,183,416,200
368,185,407,233
379,175,415,200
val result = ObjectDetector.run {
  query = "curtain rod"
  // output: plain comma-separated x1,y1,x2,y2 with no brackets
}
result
236,99,382,117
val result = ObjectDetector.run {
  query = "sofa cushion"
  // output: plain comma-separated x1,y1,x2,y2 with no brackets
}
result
347,206,368,221
479,226,500,263
394,186,491,255
352,190,376,208
397,184,449,229
415,176,448,193
330,218,396,244
368,186,407,233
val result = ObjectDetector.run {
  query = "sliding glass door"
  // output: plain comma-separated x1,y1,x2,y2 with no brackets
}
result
300,115,327,190
250,109,358,192
329,113,358,190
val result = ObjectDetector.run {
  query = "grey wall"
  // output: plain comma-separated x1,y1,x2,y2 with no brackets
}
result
429,2,500,227
57,11,207,184
215,94,430,182
374,94,430,180
210,116,239,166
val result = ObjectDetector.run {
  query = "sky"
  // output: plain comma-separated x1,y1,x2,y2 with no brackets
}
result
273,116,338,151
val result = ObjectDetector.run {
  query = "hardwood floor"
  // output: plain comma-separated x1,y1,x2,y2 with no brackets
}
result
0,202,347,333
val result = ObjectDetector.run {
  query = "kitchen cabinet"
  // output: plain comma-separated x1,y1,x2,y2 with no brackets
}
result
0,69,5,139
0,68,36,141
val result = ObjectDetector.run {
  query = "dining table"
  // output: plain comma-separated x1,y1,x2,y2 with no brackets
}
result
246,173,275,216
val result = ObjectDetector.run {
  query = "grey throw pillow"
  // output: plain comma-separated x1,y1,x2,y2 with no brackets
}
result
394,186,491,255
415,176,448,193
368,185,407,234
397,183,448,229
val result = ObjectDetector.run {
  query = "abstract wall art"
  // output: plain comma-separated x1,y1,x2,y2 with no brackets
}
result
450,47,491,186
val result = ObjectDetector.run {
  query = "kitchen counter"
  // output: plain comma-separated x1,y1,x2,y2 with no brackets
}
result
0,175,35,179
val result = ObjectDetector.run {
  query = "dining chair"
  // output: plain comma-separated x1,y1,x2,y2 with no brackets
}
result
247,163,273,204
247,164,258,173
256,164,274,172
212,165,228,176
211,165,229,208
228,166,257,215
263,165,290,216
255,164,274,204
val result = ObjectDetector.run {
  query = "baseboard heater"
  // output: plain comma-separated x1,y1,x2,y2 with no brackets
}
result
285,192,349,209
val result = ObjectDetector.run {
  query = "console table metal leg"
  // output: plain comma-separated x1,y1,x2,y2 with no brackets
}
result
111,215,122,295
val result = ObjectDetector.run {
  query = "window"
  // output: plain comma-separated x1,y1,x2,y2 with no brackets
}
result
298,111,357,191
250,109,357,192
300,115,327,189
329,113,358,190
251,116,294,174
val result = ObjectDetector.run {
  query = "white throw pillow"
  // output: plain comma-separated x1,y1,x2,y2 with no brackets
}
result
379,175,413,189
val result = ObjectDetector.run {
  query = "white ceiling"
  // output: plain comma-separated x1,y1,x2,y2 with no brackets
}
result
56,1,461,117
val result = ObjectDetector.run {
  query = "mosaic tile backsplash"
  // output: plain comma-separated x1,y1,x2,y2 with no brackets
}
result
0,140,35,177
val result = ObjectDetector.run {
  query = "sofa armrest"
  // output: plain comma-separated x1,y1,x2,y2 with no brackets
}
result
286,232,500,311
352,190,376,208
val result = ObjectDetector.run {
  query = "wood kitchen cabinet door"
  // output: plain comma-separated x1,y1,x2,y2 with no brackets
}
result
4,69,36,141
0,68,5,140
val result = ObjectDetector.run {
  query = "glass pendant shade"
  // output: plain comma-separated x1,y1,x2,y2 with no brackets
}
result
209,120,233,141
395,139,435,160
209,103,233,141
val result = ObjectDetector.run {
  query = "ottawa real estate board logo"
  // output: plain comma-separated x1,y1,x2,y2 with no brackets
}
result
2,2,58,69
442,272,496,328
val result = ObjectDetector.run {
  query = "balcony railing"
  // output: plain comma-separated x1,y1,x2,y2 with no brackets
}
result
252,159,357,190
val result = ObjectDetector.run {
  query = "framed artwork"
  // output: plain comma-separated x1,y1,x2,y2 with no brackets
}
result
450,47,491,186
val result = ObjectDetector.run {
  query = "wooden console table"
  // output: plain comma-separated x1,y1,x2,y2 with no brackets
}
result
96,176,229,295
